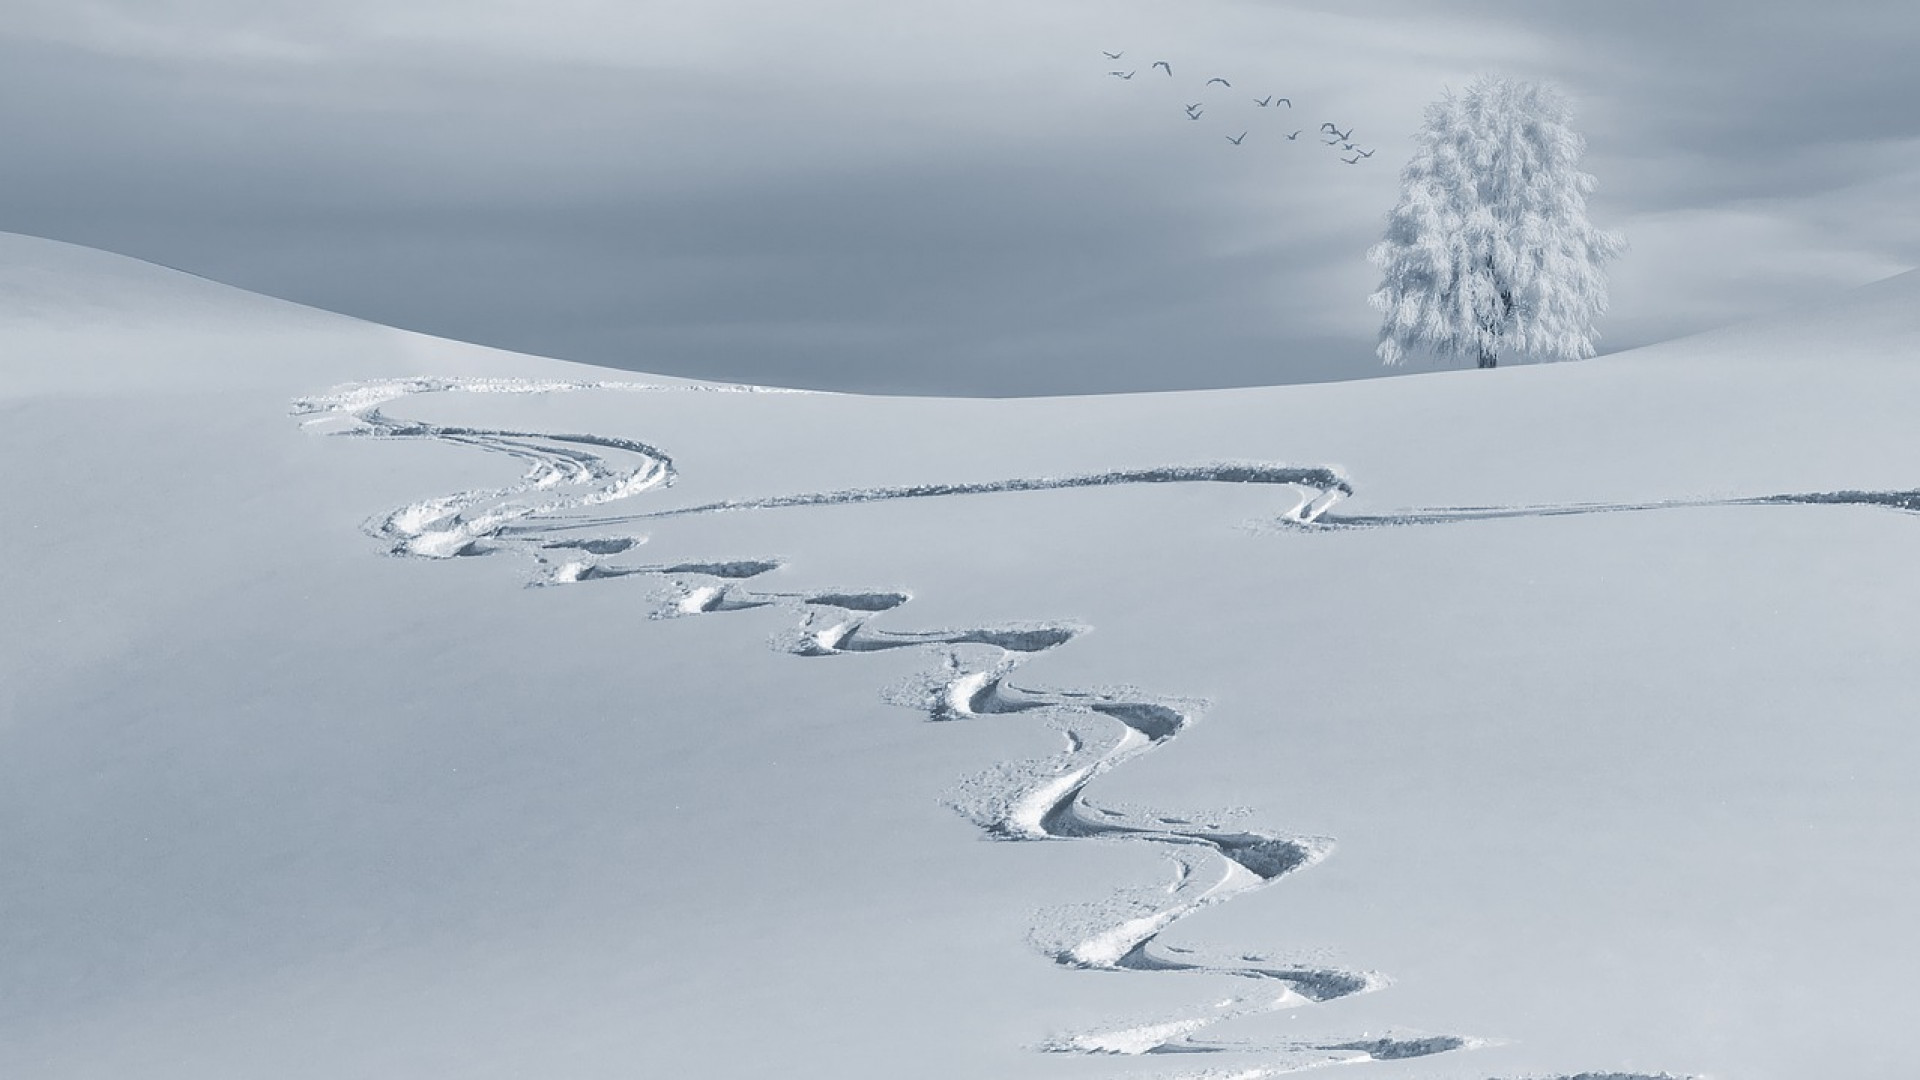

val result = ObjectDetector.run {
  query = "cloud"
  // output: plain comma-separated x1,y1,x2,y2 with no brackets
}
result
2,1,1916,392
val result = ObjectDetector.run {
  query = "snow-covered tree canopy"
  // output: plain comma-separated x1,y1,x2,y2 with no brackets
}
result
1368,76,1625,368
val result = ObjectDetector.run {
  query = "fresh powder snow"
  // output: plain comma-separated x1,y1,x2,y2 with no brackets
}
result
5,231,1919,1078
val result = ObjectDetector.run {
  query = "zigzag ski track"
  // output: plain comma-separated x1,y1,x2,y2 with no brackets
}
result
296,376,1741,1078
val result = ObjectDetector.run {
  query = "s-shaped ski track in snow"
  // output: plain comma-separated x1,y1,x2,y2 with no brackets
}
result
297,376,1703,1078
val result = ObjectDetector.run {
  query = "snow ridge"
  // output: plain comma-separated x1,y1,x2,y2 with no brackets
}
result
295,377,1691,1079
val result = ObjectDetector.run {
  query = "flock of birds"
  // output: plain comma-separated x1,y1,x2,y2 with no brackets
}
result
1099,50,1376,164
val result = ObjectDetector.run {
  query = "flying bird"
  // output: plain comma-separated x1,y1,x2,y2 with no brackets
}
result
1226,131,1247,145
1325,124,1353,141
1108,70,1135,79
1275,97,1291,107
1284,130,1301,140
1186,102,1203,112
1187,108,1205,120
1206,77,1231,87
1342,153,1363,164
1153,60,1172,75
1255,96,1273,107
1352,148,1375,158
1103,50,1124,59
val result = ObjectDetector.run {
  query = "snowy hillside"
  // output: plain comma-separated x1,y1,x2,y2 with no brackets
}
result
5,231,1918,1080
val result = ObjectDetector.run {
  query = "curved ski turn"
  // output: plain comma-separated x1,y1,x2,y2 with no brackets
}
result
296,377,1706,1078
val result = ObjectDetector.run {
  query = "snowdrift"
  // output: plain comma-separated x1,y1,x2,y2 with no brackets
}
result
5,231,1918,1080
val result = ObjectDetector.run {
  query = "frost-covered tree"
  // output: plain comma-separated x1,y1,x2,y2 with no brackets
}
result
1367,76,1624,369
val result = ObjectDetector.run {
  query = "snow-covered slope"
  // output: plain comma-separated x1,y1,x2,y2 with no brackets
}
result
5,231,1918,1080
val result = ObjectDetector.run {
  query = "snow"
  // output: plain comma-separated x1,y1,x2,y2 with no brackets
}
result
5,229,1920,1079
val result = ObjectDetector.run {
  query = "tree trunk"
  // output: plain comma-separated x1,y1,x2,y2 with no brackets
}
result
1480,286,1511,368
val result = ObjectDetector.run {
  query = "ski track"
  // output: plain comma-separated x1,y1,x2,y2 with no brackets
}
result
289,376,1804,1079
1304,488,1920,530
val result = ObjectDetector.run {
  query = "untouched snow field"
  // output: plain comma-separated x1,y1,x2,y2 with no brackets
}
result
5,231,1919,1079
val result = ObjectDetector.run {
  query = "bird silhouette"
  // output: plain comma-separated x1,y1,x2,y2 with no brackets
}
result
1255,96,1272,107
1226,131,1247,145
1275,97,1291,107
1187,108,1205,120
1342,153,1363,164
1153,60,1172,75
1352,148,1375,158
1325,124,1353,141
1206,77,1231,87
1285,130,1301,140
1103,50,1124,59
1108,70,1135,79
1185,102,1203,112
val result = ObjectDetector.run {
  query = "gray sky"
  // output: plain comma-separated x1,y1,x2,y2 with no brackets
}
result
4,0,1918,394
